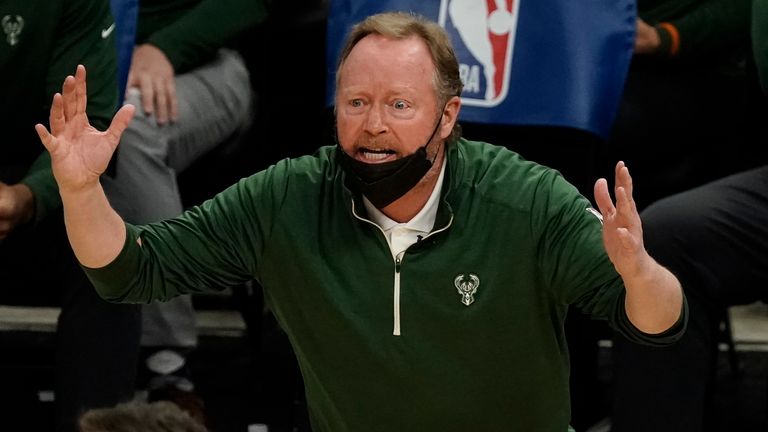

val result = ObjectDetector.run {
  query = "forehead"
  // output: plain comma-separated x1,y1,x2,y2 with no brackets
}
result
339,34,436,89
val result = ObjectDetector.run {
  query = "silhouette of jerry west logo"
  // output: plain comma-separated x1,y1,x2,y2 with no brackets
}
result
438,0,520,107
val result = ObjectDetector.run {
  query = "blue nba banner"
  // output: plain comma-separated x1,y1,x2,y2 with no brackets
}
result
110,0,139,105
326,0,636,138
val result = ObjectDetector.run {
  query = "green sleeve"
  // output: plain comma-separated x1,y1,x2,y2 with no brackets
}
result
534,170,624,319
83,160,290,303
146,0,268,73
534,170,686,345
653,0,751,58
20,0,117,222
753,0,768,92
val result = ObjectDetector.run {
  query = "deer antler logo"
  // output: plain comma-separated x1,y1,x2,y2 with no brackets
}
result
2,15,24,46
454,273,480,306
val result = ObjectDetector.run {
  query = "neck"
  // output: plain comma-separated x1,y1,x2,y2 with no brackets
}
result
379,144,444,222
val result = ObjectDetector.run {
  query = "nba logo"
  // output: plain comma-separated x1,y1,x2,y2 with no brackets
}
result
438,0,520,107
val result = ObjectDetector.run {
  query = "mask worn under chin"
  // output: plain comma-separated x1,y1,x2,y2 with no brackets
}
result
337,116,443,208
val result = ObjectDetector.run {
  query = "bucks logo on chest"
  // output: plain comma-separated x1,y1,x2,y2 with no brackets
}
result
454,273,480,306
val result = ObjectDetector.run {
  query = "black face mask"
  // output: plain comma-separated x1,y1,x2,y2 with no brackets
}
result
337,116,443,208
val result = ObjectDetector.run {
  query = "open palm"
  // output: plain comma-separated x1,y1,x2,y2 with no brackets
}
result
36,65,135,193
593,161,647,279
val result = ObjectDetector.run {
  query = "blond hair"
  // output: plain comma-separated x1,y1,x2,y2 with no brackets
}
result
335,12,463,142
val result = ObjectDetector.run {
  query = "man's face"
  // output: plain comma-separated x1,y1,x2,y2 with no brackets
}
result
336,34,447,164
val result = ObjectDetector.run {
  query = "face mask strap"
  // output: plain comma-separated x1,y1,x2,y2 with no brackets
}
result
336,106,447,208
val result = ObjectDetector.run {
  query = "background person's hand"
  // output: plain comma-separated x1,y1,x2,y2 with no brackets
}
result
0,182,34,239
35,65,135,194
126,44,177,125
634,19,661,54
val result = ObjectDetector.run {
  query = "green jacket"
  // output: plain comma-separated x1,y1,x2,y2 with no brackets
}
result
136,0,268,74
87,139,685,432
0,0,117,222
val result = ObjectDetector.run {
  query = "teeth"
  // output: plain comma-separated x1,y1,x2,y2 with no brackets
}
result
362,151,390,161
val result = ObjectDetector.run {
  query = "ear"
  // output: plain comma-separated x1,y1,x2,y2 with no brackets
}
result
439,96,462,140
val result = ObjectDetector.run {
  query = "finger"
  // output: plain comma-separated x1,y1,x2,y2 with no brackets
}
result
105,104,136,145
594,178,616,218
154,80,168,125
126,66,138,88
166,78,178,122
49,93,65,136
75,65,88,116
139,75,155,115
618,163,634,200
35,123,56,152
613,161,624,191
62,75,77,120
615,186,632,219
613,162,633,212
614,162,637,216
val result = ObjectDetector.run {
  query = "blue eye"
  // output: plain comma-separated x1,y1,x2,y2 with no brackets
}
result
393,100,407,110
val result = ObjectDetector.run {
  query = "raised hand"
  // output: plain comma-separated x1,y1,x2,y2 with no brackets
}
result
35,65,135,194
595,162,684,333
594,161,648,279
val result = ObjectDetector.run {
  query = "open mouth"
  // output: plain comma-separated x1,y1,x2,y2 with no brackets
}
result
359,148,396,162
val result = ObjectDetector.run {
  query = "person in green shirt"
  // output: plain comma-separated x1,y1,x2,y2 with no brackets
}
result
0,0,140,430
38,12,685,431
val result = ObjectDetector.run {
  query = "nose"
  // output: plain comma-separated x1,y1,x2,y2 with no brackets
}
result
363,104,388,135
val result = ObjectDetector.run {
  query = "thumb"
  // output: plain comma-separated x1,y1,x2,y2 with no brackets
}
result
35,123,56,153
105,104,136,145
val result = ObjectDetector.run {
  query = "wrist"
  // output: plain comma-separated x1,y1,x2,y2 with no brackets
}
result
59,181,105,205
654,23,680,57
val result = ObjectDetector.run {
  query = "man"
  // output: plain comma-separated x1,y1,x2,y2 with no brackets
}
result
0,0,140,430
37,13,684,431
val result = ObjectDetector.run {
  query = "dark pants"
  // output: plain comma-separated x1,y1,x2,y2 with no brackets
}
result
611,166,768,432
0,209,141,431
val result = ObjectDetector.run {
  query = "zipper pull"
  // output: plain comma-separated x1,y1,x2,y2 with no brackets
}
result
395,257,402,273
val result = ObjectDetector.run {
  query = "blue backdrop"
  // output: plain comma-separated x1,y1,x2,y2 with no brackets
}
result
109,0,138,106
326,0,636,138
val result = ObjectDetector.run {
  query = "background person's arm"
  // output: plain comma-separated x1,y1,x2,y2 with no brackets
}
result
129,0,269,123
638,0,750,58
